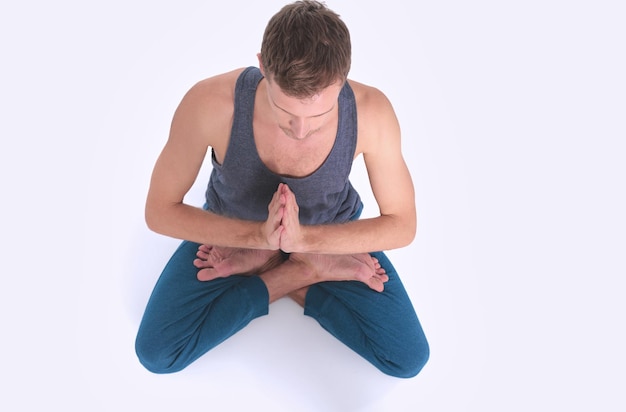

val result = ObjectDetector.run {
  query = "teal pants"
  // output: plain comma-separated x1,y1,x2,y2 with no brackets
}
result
135,242,429,378
135,209,429,378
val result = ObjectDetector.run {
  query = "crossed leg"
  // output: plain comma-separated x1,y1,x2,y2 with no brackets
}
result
137,242,426,377
193,245,428,378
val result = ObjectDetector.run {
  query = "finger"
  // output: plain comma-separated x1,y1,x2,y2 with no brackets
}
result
282,190,300,224
262,187,286,250
283,185,298,210
277,183,287,203
268,203,284,227
278,186,302,252
268,186,286,219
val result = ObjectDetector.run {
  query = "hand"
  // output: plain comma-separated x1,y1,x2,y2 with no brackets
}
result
276,184,303,253
261,183,287,250
262,183,304,253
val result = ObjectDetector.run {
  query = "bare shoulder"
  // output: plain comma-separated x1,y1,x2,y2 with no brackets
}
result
348,79,400,155
189,68,244,102
170,68,246,150
348,79,392,109
177,68,245,125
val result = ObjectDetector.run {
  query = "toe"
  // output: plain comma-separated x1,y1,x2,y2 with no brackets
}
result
197,268,218,281
196,250,210,260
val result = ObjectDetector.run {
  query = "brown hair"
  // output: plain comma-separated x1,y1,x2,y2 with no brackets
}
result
260,1,351,98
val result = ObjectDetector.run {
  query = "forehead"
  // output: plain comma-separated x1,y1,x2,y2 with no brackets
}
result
266,80,342,117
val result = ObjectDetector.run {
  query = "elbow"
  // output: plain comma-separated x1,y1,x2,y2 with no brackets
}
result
145,202,166,235
144,206,158,233
383,214,416,249
400,224,416,248
408,224,417,245
409,215,417,242
397,216,417,248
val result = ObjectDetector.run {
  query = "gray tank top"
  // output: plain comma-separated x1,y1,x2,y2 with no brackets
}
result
205,67,362,225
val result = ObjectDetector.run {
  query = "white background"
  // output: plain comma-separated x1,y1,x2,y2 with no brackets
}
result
2,0,625,411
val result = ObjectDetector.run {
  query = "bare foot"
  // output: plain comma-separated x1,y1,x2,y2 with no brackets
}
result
289,253,389,292
194,245,284,281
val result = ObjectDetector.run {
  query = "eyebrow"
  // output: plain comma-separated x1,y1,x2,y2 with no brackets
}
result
271,97,336,118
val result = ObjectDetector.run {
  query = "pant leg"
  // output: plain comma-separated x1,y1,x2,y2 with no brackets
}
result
304,251,429,378
135,240,269,373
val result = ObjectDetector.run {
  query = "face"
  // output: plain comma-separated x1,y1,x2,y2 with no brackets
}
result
264,78,342,141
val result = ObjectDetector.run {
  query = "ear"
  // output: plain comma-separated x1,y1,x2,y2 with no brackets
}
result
257,53,265,76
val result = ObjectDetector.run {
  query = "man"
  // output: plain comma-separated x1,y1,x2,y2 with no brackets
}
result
135,0,429,378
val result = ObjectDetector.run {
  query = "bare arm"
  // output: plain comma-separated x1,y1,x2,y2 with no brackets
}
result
280,84,417,254
145,70,282,250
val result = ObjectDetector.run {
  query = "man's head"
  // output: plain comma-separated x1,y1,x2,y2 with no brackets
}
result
259,1,351,99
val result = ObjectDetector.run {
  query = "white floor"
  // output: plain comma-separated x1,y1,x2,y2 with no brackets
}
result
2,1,625,411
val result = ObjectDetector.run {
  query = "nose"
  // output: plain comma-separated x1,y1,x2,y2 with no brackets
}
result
289,117,309,139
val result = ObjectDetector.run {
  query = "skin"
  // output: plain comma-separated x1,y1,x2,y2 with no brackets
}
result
145,55,416,305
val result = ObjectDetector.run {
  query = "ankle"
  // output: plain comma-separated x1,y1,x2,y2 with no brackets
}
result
288,287,308,307
287,254,321,282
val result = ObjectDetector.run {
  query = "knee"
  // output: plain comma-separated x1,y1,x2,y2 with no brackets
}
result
397,342,430,378
135,333,187,374
376,337,430,379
